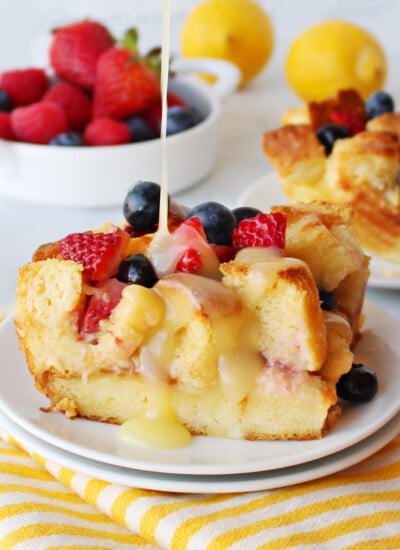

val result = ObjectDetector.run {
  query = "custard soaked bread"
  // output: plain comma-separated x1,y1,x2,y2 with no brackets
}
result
15,187,369,441
263,89,400,263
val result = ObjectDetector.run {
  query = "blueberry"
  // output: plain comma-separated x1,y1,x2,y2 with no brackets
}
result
49,131,83,146
316,123,351,155
232,206,262,224
365,91,394,121
117,254,158,287
165,106,201,136
125,116,155,142
336,363,378,403
0,89,12,112
186,201,237,245
123,181,169,231
319,290,336,311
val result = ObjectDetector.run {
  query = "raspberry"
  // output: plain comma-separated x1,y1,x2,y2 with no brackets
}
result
59,229,129,282
175,248,202,273
11,102,68,144
83,118,131,146
43,82,92,130
0,68,48,107
49,20,114,90
0,112,15,140
232,212,287,250
330,110,365,135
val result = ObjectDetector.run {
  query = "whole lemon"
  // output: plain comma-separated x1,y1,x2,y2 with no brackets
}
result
180,0,274,86
285,20,387,101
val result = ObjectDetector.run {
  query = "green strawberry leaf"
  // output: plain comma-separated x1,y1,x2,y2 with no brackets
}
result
122,28,139,55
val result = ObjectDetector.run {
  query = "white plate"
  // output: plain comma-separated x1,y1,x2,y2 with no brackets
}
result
1,301,399,476
0,407,398,494
238,173,400,289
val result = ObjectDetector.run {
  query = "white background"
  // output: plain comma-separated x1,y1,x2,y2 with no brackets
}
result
1,0,400,90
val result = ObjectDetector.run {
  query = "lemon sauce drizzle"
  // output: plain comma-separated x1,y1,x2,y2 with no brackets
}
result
119,0,193,450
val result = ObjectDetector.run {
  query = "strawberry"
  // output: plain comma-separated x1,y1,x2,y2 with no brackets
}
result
169,217,220,278
330,110,365,135
59,227,129,282
0,68,48,107
43,82,92,130
49,20,114,90
11,102,68,144
232,212,287,250
93,46,161,119
0,112,15,140
144,92,187,131
175,248,202,273
181,216,207,240
81,278,127,333
83,117,131,146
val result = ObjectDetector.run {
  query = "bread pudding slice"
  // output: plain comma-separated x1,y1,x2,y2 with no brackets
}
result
273,202,369,337
15,196,368,442
262,89,400,262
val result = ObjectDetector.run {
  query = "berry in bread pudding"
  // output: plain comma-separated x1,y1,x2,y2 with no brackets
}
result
15,183,370,446
262,88,400,263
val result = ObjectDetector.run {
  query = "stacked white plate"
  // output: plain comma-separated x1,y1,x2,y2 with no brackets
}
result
1,301,399,494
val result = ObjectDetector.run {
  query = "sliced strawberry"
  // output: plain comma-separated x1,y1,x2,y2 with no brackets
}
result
175,248,202,273
59,227,129,282
81,278,127,333
330,110,365,135
149,217,220,278
181,216,207,240
232,212,287,250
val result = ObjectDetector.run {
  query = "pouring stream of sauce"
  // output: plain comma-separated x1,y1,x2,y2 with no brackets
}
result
119,0,193,449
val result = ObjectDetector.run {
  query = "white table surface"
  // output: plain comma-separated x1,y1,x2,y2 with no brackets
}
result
0,2,399,322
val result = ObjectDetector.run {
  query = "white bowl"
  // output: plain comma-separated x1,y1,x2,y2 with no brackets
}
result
0,58,240,207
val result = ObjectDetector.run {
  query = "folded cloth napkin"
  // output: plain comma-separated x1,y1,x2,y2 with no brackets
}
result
0,427,399,549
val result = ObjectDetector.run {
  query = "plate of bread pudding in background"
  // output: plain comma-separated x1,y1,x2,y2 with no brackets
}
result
259,88,400,288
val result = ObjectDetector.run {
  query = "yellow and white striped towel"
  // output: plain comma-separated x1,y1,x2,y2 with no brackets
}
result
0,427,399,549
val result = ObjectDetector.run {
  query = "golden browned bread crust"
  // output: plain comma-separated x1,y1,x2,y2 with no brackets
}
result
271,202,369,336
262,124,325,177
350,188,400,263
367,112,400,135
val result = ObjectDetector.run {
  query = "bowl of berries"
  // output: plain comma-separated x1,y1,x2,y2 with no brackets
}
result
0,20,240,207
